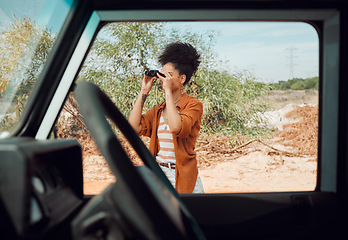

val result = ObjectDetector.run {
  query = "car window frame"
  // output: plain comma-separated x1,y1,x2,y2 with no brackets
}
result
11,6,338,193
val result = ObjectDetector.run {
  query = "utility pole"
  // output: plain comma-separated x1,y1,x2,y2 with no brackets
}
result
286,47,297,79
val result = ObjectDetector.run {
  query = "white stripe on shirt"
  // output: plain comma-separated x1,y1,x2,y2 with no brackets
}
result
156,115,176,164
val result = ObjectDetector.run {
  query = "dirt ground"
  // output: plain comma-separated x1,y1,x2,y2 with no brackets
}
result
82,89,319,194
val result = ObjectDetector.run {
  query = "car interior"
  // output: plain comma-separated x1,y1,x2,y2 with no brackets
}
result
0,0,347,239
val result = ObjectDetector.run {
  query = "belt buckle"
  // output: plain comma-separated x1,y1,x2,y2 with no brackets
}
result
168,162,175,169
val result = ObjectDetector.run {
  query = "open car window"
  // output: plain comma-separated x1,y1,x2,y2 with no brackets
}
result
56,21,319,194
0,0,72,137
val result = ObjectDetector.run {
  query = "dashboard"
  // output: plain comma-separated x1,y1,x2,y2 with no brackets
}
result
0,138,83,239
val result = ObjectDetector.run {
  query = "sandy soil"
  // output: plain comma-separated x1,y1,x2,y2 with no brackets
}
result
81,90,319,195
198,143,317,193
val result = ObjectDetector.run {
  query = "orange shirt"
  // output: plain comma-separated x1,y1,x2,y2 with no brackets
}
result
139,93,203,193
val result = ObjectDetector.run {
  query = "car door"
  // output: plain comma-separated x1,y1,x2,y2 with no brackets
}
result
1,0,347,239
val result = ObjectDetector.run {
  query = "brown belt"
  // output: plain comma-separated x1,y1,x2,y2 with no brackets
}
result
158,162,176,169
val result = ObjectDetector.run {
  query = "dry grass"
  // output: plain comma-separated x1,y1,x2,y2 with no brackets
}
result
274,105,318,155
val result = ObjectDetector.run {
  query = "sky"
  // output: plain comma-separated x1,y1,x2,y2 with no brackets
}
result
167,22,319,83
0,0,45,26
0,0,71,33
0,1,319,84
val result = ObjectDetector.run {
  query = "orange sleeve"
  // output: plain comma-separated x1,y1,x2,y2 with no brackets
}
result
139,105,157,137
176,99,203,138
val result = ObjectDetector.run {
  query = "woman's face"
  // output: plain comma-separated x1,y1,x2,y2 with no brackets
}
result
160,62,185,92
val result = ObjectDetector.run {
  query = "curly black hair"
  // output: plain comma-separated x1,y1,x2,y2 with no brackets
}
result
158,42,200,85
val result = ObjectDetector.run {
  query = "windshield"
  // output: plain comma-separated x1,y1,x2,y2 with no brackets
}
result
0,0,73,137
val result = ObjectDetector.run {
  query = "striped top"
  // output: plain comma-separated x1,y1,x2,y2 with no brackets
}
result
155,114,176,164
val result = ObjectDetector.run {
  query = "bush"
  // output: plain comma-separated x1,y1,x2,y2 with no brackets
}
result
303,77,318,89
192,69,269,135
291,80,305,90
278,81,291,90
270,77,318,91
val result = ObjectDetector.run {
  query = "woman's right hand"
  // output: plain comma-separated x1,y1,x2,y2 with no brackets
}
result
141,75,156,95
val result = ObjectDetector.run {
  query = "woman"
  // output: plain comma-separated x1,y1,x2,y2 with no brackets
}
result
129,42,203,193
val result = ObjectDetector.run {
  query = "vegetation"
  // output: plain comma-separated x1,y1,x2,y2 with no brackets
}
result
0,17,55,132
78,22,269,136
269,77,318,90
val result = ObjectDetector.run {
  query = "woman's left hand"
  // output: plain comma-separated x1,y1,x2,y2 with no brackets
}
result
157,71,173,92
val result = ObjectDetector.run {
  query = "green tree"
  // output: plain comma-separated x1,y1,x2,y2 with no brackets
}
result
270,77,318,90
79,22,167,116
278,80,291,89
0,17,34,94
0,17,55,132
303,77,318,89
291,80,304,90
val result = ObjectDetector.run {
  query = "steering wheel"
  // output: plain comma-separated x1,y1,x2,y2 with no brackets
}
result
72,81,206,240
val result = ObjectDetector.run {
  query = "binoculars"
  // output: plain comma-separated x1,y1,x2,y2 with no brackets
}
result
144,70,166,78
